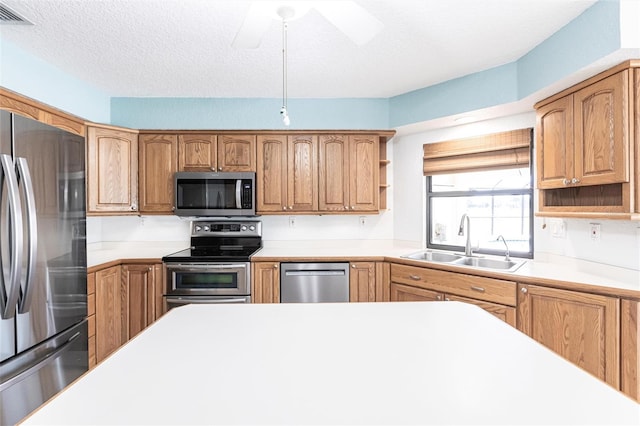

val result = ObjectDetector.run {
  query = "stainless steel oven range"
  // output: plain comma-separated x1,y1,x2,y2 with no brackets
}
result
161,220,262,309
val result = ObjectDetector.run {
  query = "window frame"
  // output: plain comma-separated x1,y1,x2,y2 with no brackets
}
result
425,164,534,259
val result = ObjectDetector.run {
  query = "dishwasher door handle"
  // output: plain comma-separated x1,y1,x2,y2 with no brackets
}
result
284,270,346,276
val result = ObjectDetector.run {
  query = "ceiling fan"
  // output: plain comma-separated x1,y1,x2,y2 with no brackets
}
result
232,1,384,49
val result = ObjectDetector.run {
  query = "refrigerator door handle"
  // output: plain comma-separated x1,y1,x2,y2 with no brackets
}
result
16,157,38,314
0,154,24,320
0,331,80,392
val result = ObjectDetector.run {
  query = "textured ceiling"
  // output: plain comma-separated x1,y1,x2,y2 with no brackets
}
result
0,0,598,99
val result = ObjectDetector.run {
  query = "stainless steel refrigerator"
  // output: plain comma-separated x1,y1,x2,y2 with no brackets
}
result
0,111,88,425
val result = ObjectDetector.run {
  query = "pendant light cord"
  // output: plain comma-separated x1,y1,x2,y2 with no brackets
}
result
282,19,288,110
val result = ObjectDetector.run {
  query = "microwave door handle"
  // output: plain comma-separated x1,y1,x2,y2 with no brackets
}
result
16,158,38,314
0,154,24,320
235,179,242,209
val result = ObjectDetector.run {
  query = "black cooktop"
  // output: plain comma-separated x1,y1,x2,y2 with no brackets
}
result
162,245,261,263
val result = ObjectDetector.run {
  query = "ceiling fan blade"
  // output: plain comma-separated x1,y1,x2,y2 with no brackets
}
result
314,1,384,46
231,3,274,49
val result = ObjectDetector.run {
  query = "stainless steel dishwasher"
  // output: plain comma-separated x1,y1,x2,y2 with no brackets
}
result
280,263,350,303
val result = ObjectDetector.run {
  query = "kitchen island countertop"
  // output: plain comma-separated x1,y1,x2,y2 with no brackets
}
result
22,302,640,425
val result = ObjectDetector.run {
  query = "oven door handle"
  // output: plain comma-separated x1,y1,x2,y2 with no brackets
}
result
165,296,249,305
165,263,247,271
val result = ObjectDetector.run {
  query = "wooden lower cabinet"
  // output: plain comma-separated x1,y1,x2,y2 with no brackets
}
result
517,283,620,389
94,265,123,364
349,262,376,302
91,261,163,366
621,299,640,401
252,262,280,303
389,282,516,326
122,264,161,340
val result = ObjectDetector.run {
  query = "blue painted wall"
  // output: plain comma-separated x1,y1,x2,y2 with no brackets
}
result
0,39,111,123
111,97,389,130
0,0,630,130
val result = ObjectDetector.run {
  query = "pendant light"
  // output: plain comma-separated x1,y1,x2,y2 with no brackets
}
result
278,6,293,127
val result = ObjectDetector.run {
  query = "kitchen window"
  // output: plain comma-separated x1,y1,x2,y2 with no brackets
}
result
423,128,533,258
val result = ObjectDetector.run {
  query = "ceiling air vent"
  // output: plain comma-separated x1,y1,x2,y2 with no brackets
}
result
0,3,33,25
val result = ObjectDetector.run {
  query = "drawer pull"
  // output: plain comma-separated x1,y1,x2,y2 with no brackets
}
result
409,275,421,281
470,286,485,293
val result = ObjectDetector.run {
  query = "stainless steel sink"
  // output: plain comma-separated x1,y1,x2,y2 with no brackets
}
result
400,250,525,273
452,256,524,272
401,250,464,263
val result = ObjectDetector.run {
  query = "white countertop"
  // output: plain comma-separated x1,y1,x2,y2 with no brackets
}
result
23,302,640,425
87,240,640,294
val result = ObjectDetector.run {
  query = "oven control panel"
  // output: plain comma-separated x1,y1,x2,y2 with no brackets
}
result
191,220,261,237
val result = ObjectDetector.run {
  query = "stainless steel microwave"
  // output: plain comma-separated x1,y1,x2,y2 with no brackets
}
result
174,171,256,217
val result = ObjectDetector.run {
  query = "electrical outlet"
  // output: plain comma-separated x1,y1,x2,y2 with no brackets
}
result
289,216,296,228
550,218,566,238
359,216,366,227
590,223,601,241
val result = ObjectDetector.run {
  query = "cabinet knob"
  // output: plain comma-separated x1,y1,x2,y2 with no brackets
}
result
445,297,450,301
218,167,223,171
571,177,580,184
562,178,570,185
521,287,528,294
273,264,278,269
131,204,137,210
436,295,442,300
344,206,349,210
351,206,355,210
283,206,288,210
351,264,356,268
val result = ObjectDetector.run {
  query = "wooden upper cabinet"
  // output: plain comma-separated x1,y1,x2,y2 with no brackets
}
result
288,135,318,211
319,135,350,211
217,134,256,172
349,135,379,212
319,134,379,212
139,134,178,213
573,70,629,186
256,134,318,213
536,96,573,189
87,126,138,214
178,134,217,171
517,283,620,388
536,70,630,189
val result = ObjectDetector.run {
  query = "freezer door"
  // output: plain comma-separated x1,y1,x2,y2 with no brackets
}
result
0,319,88,426
12,115,87,353
0,111,16,363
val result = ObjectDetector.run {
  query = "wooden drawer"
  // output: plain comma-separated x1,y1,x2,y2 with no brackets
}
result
87,314,96,338
87,293,95,316
88,272,96,295
390,263,516,306
88,335,96,369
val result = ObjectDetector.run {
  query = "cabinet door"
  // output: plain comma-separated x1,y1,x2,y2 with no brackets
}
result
621,299,640,401
256,135,288,213
348,135,378,211
139,134,178,213
95,265,123,363
517,283,620,388
122,264,156,341
390,282,443,302
319,134,349,211
87,127,138,213
573,70,629,185
536,95,573,189
349,262,376,302
288,135,318,211
87,273,96,369
153,263,165,320
252,262,280,303
178,134,217,171
217,134,256,172
446,294,516,327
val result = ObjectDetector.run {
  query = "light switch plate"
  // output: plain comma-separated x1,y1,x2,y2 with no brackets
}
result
550,219,566,238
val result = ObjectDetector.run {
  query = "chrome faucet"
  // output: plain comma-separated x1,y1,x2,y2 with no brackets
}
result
496,235,510,261
458,213,473,256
